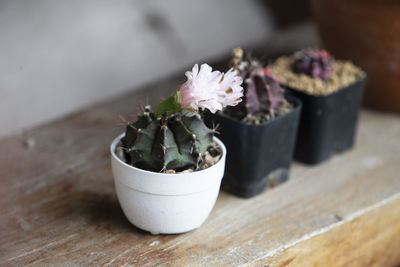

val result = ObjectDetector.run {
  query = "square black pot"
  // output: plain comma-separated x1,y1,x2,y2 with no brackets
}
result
284,77,366,165
205,95,302,198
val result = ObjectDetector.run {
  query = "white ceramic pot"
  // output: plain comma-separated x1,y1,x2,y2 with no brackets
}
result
110,133,226,234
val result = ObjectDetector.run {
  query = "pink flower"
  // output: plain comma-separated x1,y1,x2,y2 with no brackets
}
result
218,68,243,107
178,64,243,113
179,64,222,113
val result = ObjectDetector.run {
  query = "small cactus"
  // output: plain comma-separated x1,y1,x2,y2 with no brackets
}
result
293,48,333,80
117,63,243,172
227,48,285,118
120,106,214,172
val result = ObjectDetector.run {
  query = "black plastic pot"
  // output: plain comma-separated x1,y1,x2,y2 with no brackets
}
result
205,95,302,198
284,77,366,164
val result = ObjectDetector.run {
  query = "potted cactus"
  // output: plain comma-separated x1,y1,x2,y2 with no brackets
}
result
205,48,302,198
271,48,367,164
110,63,243,234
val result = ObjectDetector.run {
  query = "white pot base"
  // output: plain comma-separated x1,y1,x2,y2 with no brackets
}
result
110,133,226,234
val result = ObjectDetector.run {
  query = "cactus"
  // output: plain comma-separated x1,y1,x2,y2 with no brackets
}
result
117,62,242,172
293,48,333,80
227,48,285,118
120,106,214,172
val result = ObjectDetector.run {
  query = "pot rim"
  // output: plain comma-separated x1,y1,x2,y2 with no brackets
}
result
214,94,302,128
282,75,367,98
110,133,226,176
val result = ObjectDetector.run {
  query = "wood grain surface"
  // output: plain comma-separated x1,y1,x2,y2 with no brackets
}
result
264,197,400,267
0,76,399,266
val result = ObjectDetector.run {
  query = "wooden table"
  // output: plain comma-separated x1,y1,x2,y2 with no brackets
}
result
1,75,400,267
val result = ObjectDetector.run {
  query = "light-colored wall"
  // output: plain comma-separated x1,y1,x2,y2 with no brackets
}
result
0,0,275,137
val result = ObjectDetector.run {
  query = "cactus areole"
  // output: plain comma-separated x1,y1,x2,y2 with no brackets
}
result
118,63,244,173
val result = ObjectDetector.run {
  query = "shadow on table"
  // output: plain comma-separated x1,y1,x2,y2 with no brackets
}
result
43,176,149,236
76,191,143,232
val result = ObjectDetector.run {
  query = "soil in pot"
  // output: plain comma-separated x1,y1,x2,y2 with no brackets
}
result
271,53,366,164
271,56,365,96
205,95,302,198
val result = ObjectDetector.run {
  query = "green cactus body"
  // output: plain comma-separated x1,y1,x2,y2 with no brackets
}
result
120,106,214,172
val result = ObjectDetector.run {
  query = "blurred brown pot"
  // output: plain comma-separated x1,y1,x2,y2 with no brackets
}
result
311,0,400,113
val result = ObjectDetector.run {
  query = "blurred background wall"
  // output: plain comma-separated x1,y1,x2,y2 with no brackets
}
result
0,0,314,138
